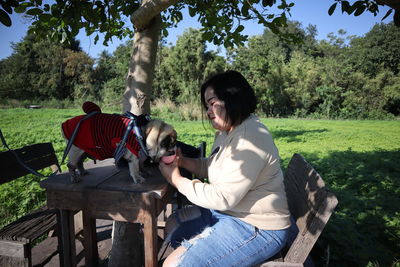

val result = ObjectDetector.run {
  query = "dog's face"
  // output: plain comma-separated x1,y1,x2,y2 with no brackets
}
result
144,120,177,162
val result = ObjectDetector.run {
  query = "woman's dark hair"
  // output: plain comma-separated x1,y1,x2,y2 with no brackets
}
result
201,70,257,126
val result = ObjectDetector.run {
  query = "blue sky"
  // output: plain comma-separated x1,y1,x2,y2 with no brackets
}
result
0,1,391,60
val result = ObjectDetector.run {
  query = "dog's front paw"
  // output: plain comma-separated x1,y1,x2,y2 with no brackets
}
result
67,163,82,183
69,170,82,183
77,160,88,176
131,175,146,184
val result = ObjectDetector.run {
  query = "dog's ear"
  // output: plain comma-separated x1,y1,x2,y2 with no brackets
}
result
170,130,177,147
145,120,162,148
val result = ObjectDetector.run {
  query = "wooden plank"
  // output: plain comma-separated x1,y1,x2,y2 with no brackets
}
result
0,143,59,184
40,159,121,191
282,154,338,264
41,159,169,197
46,189,146,214
56,211,65,267
0,255,29,267
96,163,169,198
142,196,158,267
0,207,57,242
82,210,98,267
74,211,84,235
0,240,27,258
59,210,76,267
31,236,59,266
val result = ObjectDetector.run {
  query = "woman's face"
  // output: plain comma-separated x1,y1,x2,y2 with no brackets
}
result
204,87,232,132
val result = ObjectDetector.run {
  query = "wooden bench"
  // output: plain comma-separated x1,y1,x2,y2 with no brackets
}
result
258,153,338,266
0,143,61,267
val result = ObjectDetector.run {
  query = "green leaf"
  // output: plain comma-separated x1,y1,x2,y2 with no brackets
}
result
341,1,350,14
176,11,182,21
202,31,213,41
7,0,19,7
71,25,79,37
26,8,43,16
38,13,52,22
188,6,195,17
381,8,392,21
14,3,29,14
0,1,12,14
235,25,244,33
162,28,168,37
0,8,11,26
241,4,249,17
262,0,275,7
354,5,366,16
61,31,67,43
207,14,217,25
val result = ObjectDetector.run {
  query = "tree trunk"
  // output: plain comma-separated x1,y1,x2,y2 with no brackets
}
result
112,0,180,264
109,221,143,267
122,15,162,114
110,3,163,267
130,0,179,31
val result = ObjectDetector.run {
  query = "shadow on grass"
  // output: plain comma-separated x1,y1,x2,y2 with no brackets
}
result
271,129,328,142
288,149,400,266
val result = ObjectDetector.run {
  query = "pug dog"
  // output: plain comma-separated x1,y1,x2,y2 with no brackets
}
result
61,101,177,183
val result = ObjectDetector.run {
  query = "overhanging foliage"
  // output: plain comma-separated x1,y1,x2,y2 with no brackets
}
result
2,0,397,48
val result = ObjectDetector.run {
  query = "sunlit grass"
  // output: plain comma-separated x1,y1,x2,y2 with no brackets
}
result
1,108,399,266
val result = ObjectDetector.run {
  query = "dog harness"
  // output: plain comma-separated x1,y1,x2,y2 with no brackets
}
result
61,102,149,161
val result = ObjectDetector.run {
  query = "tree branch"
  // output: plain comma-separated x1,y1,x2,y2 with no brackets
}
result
131,0,181,31
377,0,400,10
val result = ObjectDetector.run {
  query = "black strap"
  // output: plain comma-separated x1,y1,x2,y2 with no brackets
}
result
0,129,47,177
114,112,151,163
60,111,99,165
0,111,99,178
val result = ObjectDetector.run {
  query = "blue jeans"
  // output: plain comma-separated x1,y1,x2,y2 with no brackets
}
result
166,206,291,267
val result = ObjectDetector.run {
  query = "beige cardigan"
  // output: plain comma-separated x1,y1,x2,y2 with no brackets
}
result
177,115,291,230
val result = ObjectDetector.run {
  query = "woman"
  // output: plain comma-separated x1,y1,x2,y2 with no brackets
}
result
159,70,291,266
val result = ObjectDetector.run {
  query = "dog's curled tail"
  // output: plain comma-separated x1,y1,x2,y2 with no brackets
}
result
82,101,102,114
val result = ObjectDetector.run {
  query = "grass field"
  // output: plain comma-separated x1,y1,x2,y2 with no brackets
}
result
0,108,399,266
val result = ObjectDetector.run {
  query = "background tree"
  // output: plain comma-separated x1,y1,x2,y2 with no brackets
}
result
153,28,225,104
0,35,93,101
347,23,400,76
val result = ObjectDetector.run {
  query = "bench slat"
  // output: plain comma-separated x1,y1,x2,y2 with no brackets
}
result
0,207,57,242
1,142,61,266
0,143,59,185
283,154,338,264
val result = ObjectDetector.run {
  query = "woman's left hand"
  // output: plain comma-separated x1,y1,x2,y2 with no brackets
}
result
159,156,182,187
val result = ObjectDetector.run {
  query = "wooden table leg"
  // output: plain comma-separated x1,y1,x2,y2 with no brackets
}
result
143,200,158,267
59,209,77,267
82,210,99,267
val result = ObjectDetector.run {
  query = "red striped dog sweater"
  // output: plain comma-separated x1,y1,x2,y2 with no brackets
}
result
61,102,141,160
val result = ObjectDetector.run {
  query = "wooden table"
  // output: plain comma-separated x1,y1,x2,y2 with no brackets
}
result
40,159,175,267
